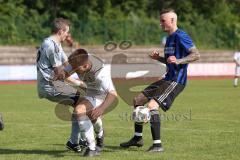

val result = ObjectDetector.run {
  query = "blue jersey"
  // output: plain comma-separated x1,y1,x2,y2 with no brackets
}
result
164,29,195,85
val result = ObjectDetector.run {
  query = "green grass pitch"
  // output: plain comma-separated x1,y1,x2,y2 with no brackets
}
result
0,79,240,160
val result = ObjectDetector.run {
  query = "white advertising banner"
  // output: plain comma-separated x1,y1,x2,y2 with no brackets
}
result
0,65,37,80
0,63,236,81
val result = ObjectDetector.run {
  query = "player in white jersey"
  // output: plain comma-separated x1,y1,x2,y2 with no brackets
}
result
233,51,240,87
58,48,118,157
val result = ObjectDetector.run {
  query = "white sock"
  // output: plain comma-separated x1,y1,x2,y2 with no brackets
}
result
153,140,162,144
93,117,104,138
234,78,238,86
78,116,95,150
134,132,143,137
80,131,86,140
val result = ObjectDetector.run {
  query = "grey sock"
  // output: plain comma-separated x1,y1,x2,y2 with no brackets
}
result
69,114,80,144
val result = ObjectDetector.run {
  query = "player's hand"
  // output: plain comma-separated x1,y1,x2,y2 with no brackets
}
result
89,107,104,120
68,80,87,90
65,34,74,47
79,81,87,89
167,56,177,64
149,50,160,60
53,67,66,80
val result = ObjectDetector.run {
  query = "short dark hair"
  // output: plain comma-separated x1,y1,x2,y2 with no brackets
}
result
51,18,70,33
68,48,89,69
160,8,176,15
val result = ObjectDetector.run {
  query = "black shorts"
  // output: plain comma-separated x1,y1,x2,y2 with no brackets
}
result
142,80,185,112
45,92,80,107
70,93,80,106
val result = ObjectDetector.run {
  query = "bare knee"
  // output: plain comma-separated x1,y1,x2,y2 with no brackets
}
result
147,99,159,110
74,105,86,117
133,93,148,107
74,99,93,114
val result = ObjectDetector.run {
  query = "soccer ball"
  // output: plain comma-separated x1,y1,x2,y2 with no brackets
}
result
132,106,150,123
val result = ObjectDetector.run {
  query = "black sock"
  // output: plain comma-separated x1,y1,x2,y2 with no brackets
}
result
133,105,143,140
134,123,143,140
150,110,161,146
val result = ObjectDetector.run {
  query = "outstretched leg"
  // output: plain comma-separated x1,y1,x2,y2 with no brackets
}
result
74,99,100,157
147,99,164,152
120,93,148,148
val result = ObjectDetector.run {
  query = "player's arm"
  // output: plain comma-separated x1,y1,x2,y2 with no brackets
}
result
175,47,200,64
233,53,240,66
149,50,166,64
65,76,87,89
44,46,65,80
52,62,86,88
47,46,69,80
61,61,87,89
90,90,118,120
98,90,118,111
52,57,75,80
157,56,166,64
235,60,240,66
53,63,74,80
234,58,238,65
52,66,66,80
89,73,118,119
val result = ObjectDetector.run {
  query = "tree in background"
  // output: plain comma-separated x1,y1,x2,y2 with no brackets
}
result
0,0,239,49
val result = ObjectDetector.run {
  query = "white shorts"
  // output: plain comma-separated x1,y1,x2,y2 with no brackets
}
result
84,95,106,108
235,66,240,76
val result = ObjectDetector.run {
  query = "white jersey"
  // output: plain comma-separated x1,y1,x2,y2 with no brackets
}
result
76,54,116,107
234,52,240,76
77,54,115,97
234,52,240,66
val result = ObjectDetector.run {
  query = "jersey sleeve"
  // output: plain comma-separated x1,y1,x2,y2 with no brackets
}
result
234,52,239,61
101,75,116,93
46,46,62,67
62,52,68,63
178,33,195,54
59,44,68,64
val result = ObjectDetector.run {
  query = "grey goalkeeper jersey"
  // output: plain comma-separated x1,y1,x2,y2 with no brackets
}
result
36,37,68,98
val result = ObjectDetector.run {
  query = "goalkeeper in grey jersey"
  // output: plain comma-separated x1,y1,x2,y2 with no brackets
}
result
36,18,87,154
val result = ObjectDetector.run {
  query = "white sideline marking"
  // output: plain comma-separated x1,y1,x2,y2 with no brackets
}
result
126,71,149,79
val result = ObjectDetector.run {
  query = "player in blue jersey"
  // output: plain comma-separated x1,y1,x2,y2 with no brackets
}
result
120,9,200,152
